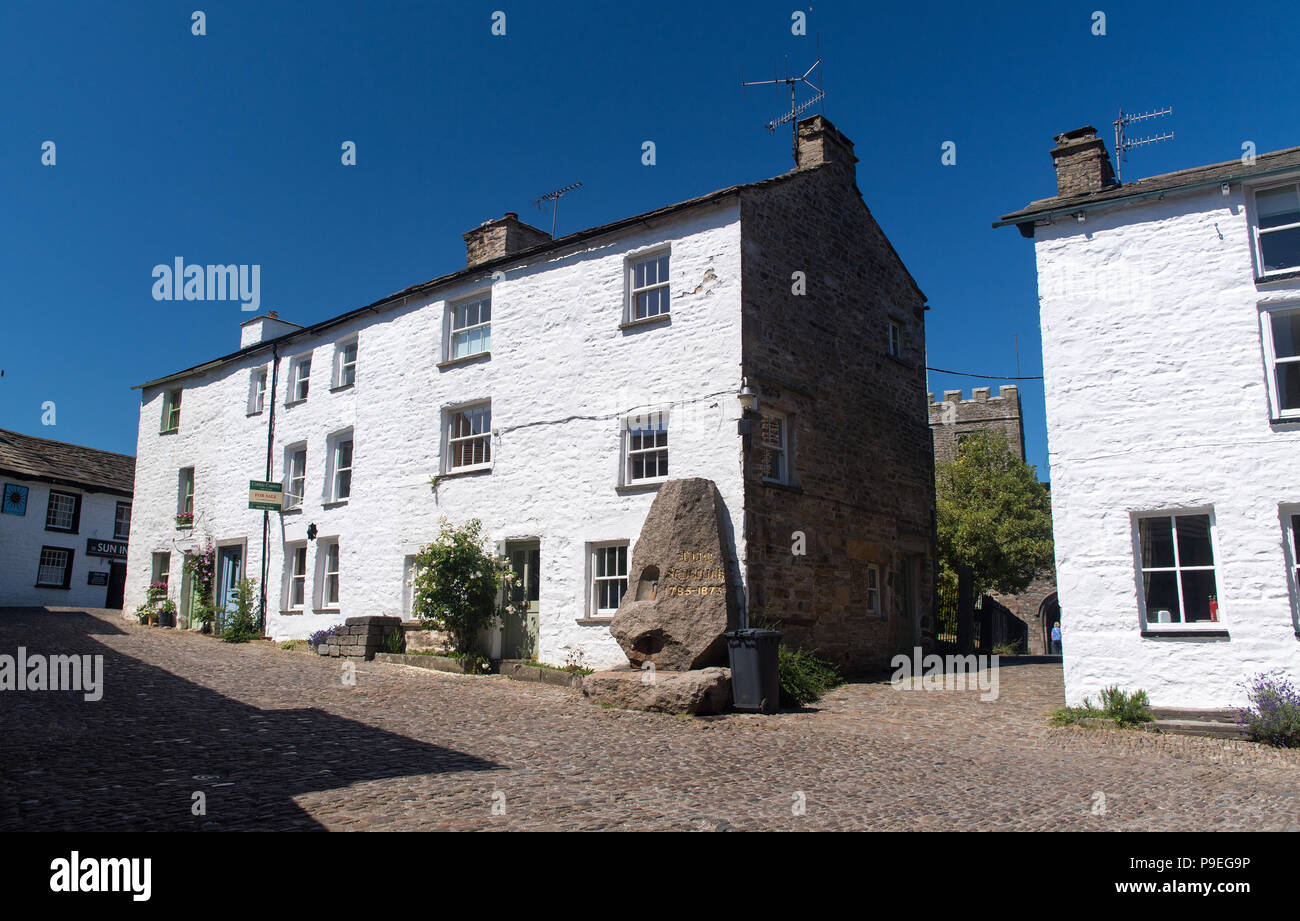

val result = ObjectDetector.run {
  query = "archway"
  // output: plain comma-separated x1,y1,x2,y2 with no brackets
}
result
1040,593,1060,654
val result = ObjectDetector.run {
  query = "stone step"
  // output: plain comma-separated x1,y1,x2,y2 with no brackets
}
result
1143,719,1248,740
1150,707,1239,724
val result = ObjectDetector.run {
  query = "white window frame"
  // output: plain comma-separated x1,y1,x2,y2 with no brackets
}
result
446,293,491,361
1261,303,1300,421
114,501,132,540
286,543,308,610
444,402,492,472
160,389,182,433
1133,509,1223,631
589,541,630,618
1252,180,1300,278
289,354,311,404
333,339,358,389
248,368,267,414
1284,506,1300,628
317,539,340,609
888,319,902,358
622,410,669,485
284,444,307,510
45,490,79,532
36,546,73,588
626,248,671,322
760,413,788,485
150,551,171,590
866,563,881,617
324,431,353,503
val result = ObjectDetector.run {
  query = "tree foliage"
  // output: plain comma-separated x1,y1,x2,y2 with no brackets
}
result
411,518,513,655
936,431,1054,598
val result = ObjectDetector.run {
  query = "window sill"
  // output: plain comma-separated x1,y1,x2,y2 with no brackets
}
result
313,607,340,615
439,464,493,480
760,479,802,493
576,616,615,626
44,526,77,534
34,583,70,590
329,383,355,394
321,500,349,510
246,410,264,418
280,610,304,616
1269,415,1300,426
281,506,303,516
285,399,307,408
1255,269,1300,285
438,352,491,370
885,353,912,370
619,313,671,332
616,480,666,494
1140,628,1230,638
159,429,178,436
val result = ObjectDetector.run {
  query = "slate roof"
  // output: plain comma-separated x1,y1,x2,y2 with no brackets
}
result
0,428,135,496
136,157,925,391
995,145,1300,231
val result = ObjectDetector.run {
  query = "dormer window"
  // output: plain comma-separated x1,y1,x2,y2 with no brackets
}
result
1254,182,1300,276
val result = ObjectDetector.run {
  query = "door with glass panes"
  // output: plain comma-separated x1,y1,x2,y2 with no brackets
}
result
503,541,539,659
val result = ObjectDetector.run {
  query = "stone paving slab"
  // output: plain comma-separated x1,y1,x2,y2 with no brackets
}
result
1,608,1297,831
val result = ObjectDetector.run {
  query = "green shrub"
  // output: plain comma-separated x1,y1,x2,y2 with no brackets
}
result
1099,686,1153,726
380,630,406,655
411,518,513,656
777,645,844,708
1238,672,1300,747
220,578,260,643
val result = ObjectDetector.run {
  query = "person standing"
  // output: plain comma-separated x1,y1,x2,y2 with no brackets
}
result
1050,621,1062,655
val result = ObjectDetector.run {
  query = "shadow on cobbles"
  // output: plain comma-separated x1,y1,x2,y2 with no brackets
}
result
0,609,499,831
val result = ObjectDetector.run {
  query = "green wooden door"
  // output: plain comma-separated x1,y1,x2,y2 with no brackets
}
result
503,541,539,659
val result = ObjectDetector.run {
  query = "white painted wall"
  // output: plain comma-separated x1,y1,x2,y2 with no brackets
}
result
126,201,745,670
0,477,129,608
1035,182,1300,708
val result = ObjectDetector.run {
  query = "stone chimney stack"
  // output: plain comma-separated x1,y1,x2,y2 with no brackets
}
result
1050,127,1118,197
462,212,553,268
793,115,858,182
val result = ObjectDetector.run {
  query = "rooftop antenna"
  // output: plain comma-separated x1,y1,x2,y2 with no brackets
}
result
1113,106,1173,184
741,43,826,164
534,181,583,236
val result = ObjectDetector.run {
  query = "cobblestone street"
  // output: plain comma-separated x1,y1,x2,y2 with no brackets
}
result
3,608,1298,832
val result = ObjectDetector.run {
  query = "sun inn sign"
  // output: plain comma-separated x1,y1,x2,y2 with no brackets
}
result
85,538,128,559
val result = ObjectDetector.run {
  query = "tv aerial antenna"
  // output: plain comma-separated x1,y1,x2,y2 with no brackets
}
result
741,45,826,164
1113,106,1173,184
534,181,583,236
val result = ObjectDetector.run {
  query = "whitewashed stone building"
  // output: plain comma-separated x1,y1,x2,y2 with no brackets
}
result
127,115,935,671
998,127,1300,707
0,429,135,609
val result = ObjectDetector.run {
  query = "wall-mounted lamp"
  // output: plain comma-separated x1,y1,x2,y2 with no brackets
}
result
1073,212,1086,224
1221,182,1231,196
307,523,317,541
738,377,758,413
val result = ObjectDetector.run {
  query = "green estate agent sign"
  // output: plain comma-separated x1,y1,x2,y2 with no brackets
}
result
249,480,283,511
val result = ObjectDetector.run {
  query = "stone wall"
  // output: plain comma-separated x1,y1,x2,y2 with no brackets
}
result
928,386,1026,466
315,615,402,659
737,116,936,670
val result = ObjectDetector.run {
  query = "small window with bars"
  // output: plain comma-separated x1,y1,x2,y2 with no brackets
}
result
628,252,670,321
760,414,788,484
624,411,668,483
447,404,491,470
36,546,74,588
45,491,80,532
591,543,629,616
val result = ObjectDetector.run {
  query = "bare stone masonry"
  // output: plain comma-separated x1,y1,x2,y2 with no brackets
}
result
316,615,402,659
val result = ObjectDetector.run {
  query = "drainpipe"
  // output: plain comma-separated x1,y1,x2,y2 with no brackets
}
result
259,344,281,630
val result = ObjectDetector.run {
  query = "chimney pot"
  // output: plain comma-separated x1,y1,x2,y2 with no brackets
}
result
793,115,858,181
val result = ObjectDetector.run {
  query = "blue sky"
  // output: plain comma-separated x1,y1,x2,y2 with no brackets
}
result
3,0,1298,479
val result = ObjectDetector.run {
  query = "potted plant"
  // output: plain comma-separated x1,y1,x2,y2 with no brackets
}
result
158,598,178,628
192,598,216,634
176,511,194,529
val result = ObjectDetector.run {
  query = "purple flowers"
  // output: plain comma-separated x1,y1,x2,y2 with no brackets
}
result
308,625,341,647
1237,672,1300,747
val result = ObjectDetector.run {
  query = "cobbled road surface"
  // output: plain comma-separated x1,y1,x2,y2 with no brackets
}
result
2,608,1297,831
